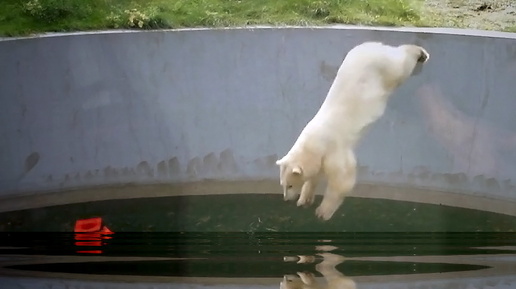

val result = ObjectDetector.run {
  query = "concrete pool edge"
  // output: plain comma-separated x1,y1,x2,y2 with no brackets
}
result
1,25,516,42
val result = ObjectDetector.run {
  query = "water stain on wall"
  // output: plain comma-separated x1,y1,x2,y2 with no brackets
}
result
186,149,238,178
252,154,278,170
49,149,242,187
168,157,181,177
186,157,202,178
24,152,40,173
360,165,514,195
156,161,167,178
219,149,238,173
42,151,515,200
136,161,153,178
319,61,337,82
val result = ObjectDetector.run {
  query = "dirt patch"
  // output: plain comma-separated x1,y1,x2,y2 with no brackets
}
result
422,0,516,31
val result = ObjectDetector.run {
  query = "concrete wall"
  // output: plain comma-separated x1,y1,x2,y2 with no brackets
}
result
1,27,515,205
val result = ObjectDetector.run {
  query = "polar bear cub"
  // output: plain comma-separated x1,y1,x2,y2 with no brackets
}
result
276,42,430,221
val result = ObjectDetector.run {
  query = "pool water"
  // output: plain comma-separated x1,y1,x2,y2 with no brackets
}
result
0,232,515,289
1,194,516,232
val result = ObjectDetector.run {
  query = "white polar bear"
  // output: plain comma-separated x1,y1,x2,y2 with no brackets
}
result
276,41,430,221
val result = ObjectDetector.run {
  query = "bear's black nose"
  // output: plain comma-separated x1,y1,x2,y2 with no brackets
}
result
418,51,429,63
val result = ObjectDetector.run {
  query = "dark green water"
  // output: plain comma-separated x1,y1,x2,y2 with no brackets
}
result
0,194,515,288
0,232,514,277
1,194,515,232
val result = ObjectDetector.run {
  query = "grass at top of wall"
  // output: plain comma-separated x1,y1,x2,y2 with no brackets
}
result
504,26,516,33
0,0,429,37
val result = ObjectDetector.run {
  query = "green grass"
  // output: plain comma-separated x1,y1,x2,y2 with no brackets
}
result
0,0,427,37
504,26,516,33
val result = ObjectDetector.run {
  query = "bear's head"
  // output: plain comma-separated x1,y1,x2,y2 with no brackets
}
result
276,157,305,201
399,44,430,63
403,44,430,78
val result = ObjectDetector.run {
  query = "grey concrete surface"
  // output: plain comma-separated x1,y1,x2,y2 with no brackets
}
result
1,27,515,210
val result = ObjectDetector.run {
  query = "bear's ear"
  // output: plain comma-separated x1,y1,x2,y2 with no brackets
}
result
276,156,287,166
292,166,302,175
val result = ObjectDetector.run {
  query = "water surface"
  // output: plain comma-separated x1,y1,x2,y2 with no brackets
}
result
0,232,515,289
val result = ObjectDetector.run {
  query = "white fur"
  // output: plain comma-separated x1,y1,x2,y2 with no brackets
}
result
280,252,355,289
276,42,429,221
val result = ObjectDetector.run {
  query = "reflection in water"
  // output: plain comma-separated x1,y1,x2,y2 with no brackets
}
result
0,233,515,289
281,245,356,289
418,85,516,178
74,217,114,254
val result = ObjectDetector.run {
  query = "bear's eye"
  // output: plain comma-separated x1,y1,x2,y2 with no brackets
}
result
287,185,293,189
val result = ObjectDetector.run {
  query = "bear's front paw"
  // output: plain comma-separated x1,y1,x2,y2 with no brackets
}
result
296,194,315,207
315,202,339,221
297,272,316,285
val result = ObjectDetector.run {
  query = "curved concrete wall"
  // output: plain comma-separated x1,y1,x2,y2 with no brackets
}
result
1,27,515,210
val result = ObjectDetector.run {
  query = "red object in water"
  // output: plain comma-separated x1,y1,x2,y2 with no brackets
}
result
74,217,114,234
74,217,114,254
74,217,102,233
100,225,113,234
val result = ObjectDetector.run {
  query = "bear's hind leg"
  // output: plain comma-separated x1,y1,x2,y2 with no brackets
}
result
316,149,357,221
297,178,318,207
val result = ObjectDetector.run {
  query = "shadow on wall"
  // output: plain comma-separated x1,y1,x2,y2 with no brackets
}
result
418,84,516,178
